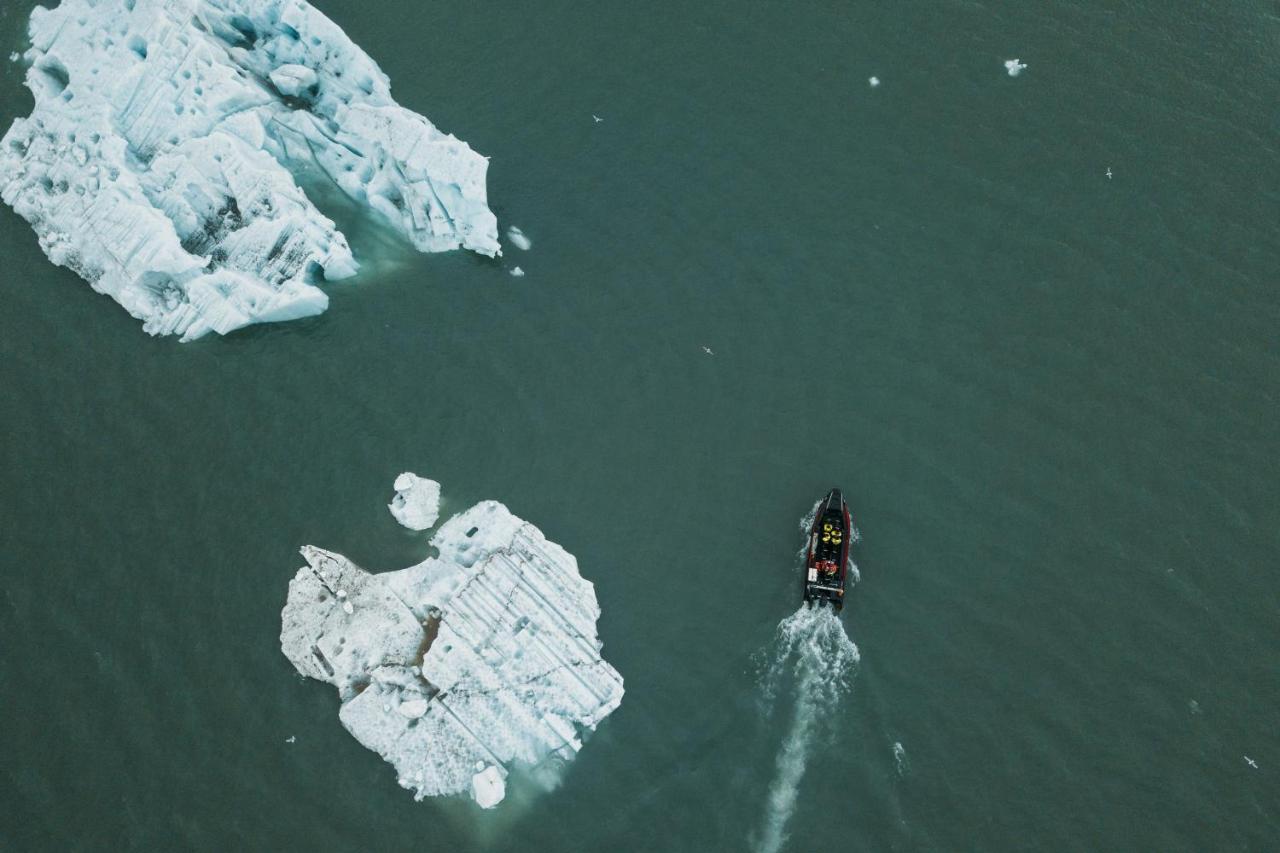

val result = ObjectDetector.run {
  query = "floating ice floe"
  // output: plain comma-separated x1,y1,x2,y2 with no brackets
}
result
472,764,505,808
1,0,500,341
868,76,880,88
388,472,441,531
1004,58,1027,77
280,488,624,808
8,52,19,63
509,266,525,278
506,225,532,251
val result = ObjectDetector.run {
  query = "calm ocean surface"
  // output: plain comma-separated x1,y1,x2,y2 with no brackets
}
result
1,1,1277,850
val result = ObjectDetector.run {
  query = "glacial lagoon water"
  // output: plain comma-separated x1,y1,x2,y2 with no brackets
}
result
1,0,1278,850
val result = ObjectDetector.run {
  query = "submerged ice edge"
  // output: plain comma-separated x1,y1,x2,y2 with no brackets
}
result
1,0,500,341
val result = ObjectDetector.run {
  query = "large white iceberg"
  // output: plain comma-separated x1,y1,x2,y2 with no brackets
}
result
1,0,499,341
280,494,624,808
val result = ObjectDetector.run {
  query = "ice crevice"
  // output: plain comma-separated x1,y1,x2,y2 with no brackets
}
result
280,487,624,808
1,0,500,341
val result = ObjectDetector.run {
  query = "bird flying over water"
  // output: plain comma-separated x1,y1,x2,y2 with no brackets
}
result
593,114,603,123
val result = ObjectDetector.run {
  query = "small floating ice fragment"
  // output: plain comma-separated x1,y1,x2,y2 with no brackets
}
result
389,473,441,531
8,52,18,63
510,266,525,278
1004,58,1027,77
285,735,296,744
507,226,533,251
868,76,880,88
472,765,506,808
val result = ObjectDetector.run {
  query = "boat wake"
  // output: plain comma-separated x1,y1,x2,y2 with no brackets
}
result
753,604,860,853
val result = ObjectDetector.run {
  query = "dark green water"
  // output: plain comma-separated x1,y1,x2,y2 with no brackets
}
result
2,1,1277,850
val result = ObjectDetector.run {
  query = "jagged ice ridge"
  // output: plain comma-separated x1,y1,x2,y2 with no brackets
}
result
1,0,500,340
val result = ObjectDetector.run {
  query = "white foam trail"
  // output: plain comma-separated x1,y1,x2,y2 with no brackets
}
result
794,500,822,565
753,605,860,853
799,500,822,535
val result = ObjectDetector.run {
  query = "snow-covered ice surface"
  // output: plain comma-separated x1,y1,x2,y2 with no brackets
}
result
1,0,499,340
388,472,441,531
280,491,624,808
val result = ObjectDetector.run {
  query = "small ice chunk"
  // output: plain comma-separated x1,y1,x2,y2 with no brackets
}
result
868,76,880,88
892,741,908,776
507,226,532,251
1005,58,1027,77
285,735,296,743
269,64,318,97
342,601,354,615
8,53,18,63
389,473,441,531
472,765,506,808
510,266,525,278
398,699,429,719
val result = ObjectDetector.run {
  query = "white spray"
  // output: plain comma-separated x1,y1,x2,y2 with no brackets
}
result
753,603,860,853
